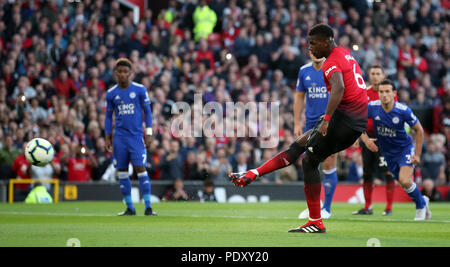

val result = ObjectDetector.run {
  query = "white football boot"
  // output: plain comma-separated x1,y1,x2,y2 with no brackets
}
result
321,209,332,219
298,201,328,219
298,208,309,219
414,195,431,221
414,207,426,221
424,196,432,220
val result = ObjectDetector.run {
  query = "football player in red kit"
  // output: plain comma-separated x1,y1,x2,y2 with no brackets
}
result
229,23,368,233
353,66,398,216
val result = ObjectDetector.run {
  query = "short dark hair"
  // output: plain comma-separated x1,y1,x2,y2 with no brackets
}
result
368,65,384,73
308,24,334,39
114,58,132,70
379,79,396,91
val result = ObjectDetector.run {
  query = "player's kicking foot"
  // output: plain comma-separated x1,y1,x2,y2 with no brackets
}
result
118,208,136,216
228,170,258,187
352,208,373,215
145,208,157,216
288,219,326,233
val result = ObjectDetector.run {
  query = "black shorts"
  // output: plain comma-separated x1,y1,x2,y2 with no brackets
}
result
360,139,390,177
305,111,364,163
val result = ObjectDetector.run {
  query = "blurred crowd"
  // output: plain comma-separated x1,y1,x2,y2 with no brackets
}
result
0,0,448,197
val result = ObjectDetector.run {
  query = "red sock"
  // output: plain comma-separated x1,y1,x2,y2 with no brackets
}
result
256,151,294,177
363,181,373,210
304,182,322,220
385,180,395,211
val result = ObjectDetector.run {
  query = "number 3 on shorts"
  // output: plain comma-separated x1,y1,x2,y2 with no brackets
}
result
405,154,413,164
379,156,387,167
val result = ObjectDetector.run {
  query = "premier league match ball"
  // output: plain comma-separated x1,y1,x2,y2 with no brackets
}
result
25,138,55,167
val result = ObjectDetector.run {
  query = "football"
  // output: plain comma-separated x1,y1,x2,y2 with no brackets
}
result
25,138,55,167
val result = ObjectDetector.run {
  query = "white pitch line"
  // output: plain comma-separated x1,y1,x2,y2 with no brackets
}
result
0,211,114,217
0,211,449,223
344,217,450,224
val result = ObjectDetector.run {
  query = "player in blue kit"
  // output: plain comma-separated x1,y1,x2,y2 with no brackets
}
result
105,58,156,216
294,51,337,219
360,79,431,220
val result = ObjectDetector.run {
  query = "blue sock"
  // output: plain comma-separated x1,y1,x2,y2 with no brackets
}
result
404,183,425,209
322,168,337,213
138,171,152,210
118,172,135,211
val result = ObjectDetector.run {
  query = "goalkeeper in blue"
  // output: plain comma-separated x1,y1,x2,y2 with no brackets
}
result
105,58,156,216
360,79,431,220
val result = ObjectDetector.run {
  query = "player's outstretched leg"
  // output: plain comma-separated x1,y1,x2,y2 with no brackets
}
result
118,171,136,216
137,171,157,216
229,130,313,187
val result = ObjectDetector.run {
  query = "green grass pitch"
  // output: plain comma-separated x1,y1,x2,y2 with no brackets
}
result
0,201,449,247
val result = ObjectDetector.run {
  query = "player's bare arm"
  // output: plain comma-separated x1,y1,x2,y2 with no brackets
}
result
105,134,112,152
143,111,152,149
411,121,424,166
360,132,378,152
143,102,153,149
293,91,305,137
318,72,345,136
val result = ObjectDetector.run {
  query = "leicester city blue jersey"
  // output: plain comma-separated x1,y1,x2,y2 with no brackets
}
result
296,62,329,123
368,100,418,159
105,82,151,137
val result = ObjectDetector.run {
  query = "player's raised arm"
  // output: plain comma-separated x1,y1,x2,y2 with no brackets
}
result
318,72,345,136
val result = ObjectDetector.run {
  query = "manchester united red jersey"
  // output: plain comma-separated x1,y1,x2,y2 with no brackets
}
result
322,47,368,132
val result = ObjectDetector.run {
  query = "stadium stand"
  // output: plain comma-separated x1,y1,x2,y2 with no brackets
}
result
0,0,448,197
